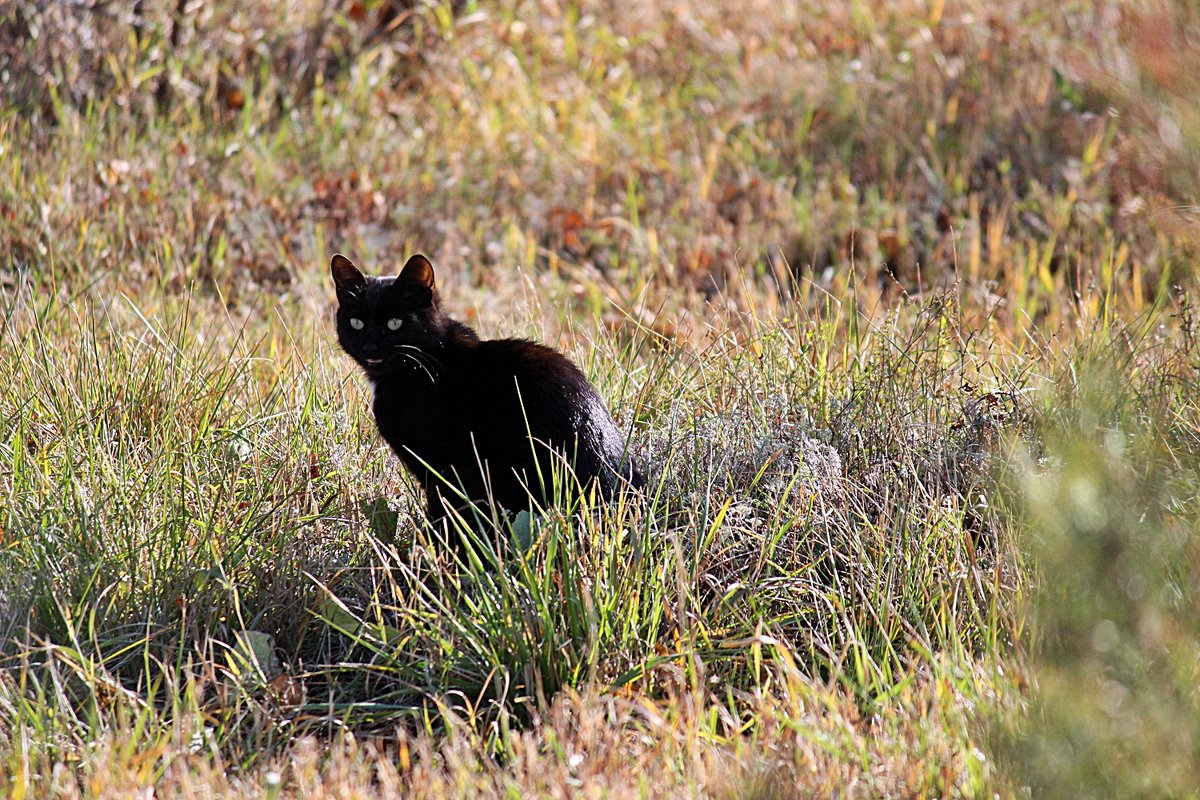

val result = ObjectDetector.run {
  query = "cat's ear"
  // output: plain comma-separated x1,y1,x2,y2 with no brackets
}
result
331,254,366,296
399,254,436,292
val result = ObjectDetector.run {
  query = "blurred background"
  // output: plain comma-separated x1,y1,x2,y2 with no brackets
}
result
2,0,1197,317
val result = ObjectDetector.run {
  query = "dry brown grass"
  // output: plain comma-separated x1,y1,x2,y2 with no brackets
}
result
5,670,992,798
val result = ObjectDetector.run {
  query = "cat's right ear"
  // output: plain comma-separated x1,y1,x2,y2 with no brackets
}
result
399,254,436,291
331,254,366,297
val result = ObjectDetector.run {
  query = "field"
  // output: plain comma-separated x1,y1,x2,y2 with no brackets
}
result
2,1,1199,797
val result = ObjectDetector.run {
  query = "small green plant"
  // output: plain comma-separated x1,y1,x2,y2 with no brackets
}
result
997,353,1200,797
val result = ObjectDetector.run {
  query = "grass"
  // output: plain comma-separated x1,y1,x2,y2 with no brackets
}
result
1,0,1199,797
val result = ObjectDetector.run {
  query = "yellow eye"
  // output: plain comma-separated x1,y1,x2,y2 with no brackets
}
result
387,318,403,331
349,318,364,330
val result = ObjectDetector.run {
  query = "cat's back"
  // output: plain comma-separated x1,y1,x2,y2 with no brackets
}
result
456,336,638,489
463,337,588,391
456,337,614,431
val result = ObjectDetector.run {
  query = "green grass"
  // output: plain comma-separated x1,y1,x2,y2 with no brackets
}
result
2,0,1200,797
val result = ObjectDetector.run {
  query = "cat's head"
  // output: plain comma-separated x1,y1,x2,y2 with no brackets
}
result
331,253,449,379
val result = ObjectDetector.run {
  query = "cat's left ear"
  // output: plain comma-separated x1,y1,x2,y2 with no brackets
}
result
331,254,366,297
399,254,436,292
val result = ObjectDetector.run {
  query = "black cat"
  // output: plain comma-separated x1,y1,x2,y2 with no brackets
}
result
332,252,643,538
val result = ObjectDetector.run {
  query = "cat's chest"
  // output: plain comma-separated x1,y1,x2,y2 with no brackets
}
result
372,378,440,426
369,375,468,458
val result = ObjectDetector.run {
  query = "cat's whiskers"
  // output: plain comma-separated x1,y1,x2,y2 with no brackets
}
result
398,344,443,373
394,345,438,382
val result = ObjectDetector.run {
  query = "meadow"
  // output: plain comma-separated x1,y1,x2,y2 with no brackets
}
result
1,1,1199,797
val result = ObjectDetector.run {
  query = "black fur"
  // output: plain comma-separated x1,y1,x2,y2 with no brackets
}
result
332,253,643,534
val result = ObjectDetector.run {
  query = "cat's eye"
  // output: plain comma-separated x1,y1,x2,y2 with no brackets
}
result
387,318,403,331
349,318,364,330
